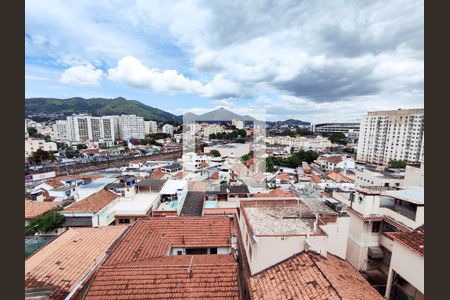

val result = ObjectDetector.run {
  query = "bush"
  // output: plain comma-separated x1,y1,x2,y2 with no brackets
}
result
209,149,221,157
26,211,65,236
388,160,407,169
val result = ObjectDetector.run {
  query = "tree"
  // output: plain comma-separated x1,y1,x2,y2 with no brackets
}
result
26,211,65,236
328,132,348,145
389,160,407,169
296,128,314,136
77,144,88,150
209,149,221,157
241,150,254,162
266,157,275,172
65,147,79,159
29,149,55,163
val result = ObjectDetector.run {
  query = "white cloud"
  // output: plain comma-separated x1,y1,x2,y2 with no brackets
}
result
107,56,242,99
107,56,203,93
59,64,103,87
26,0,424,121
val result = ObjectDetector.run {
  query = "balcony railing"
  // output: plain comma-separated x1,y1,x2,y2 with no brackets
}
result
392,204,416,220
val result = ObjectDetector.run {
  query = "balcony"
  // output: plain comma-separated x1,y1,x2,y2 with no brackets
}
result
392,204,416,220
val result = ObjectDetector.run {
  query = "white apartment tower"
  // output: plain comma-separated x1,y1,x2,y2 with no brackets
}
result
53,120,68,140
118,115,145,140
232,119,244,129
67,114,91,142
162,124,174,136
66,114,117,143
144,120,158,135
357,108,424,165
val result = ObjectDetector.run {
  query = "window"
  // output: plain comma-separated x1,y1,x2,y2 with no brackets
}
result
186,248,208,255
372,222,381,233
382,222,397,233
177,250,183,255
118,218,130,224
210,248,217,254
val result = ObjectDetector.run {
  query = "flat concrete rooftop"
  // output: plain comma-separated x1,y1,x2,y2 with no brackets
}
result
244,206,315,235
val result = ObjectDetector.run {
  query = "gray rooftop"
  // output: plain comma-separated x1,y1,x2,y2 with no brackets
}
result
382,186,424,205
245,206,316,235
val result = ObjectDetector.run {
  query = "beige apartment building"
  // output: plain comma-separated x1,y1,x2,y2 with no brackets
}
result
357,108,424,165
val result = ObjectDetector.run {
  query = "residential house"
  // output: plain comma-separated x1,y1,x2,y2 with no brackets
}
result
237,199,350,275
153,179,188,217
248,251,382,300
385,226,424,299
25,226,127,300
25,201,62,227
332,185,424,295
62,189,120,227
82,217,240,299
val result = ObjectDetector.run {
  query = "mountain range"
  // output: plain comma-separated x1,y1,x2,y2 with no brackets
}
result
25,97,180,122
25,97,309,125
182,107,257,122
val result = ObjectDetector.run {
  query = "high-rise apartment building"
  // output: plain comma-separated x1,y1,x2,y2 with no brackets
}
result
65,114,118,143
53,120,68,140
232,119,244,129
357,108,424,165
67,114,91,142
144,120,158,135
101,116,117,142
118,115,145,140
162,124,174,136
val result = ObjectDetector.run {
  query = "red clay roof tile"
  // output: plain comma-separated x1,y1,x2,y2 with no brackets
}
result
25,201,61,219
64,189,118,213
25,226,127,300
249,252,382,300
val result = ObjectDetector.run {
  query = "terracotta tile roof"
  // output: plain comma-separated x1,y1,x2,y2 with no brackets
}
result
150,169,166,180
387,225,424,256
199,161,209,168
188,180,207,191
275,173,290,181
326,171,354,183
85,217,239,299
231,162,247,173
25,201,61,219
104,217,234,266
311,174,322,184
321,156,343,164
211,171,220,180
249,252,382,300
85,255,239,300
251,188,297,198
45,179,64,189
64,189,118,213
25,226,127,300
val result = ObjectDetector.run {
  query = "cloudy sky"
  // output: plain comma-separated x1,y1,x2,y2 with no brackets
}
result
25,0,423,122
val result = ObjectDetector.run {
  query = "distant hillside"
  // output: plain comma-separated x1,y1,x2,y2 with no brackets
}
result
183,107,257,122
25,97,181,122
267,119,310,126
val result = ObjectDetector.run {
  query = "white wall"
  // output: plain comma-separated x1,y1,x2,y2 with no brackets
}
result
319,216,350,259
402,165,424,188
390,242,424,294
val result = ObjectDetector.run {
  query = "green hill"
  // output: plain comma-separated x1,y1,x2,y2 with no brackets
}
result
25,97,181,122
